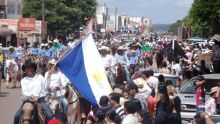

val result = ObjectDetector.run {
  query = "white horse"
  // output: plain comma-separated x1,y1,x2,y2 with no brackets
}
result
65,85,81,124
6,59,19,88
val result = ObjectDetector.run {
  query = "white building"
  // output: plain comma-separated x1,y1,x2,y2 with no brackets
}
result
6,0,22,19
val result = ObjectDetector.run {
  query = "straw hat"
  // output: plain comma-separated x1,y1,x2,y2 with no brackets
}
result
210,86,218,96
131,49,136,53
185,46,191,51
44,43,48,46
40,43,45,47
99,46,110,51
118,46,126,51
212,34,220,42
9,46,14,50
133,78,151,93
48,59,57,65
113,88,123,95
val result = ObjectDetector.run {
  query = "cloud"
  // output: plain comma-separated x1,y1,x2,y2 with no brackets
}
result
97,0,193,23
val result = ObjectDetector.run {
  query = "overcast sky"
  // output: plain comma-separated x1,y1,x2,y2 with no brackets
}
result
97,0,193,24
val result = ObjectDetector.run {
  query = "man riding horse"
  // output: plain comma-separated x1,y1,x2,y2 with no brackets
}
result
113,46,130,84
14,60,53,124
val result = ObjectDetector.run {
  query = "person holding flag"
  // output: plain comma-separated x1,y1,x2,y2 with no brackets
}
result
57,18,112,106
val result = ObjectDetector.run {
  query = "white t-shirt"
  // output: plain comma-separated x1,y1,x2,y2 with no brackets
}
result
102,54,113,68
148,76,159,93
122,114,138,124
185,52,192,61
21,74,46,98
172,64,181,76
44,70,67,90
205,97,216,116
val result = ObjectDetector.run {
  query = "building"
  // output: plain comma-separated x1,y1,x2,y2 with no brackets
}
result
6,0,22,19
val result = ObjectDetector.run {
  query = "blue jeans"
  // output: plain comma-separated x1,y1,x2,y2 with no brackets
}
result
14,108,22,124
60,95,68,114
196,107,205,114
40,98,53,120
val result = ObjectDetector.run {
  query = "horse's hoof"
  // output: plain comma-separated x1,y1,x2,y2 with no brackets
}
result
6,85,9,88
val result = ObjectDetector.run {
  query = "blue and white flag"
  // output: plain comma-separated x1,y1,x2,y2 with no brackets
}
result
58,34,112,106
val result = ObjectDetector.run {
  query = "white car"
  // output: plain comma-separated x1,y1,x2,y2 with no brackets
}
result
177,74,220,121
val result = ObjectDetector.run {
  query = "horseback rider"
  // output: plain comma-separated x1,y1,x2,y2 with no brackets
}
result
99,46,113,69
9,46,18,62
14,60,53,124
30,42,40,57
44,59,68,115
113,46,130,81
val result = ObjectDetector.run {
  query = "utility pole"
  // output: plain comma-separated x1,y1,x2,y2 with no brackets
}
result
114,6,117,33
42,0,45,21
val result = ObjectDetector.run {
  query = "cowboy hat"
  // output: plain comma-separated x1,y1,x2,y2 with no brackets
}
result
113,88,123,95
48,59,57,65
98,46,110,51
133,78,152,93
118,46,126,50
131,49,136,53
44,43,49,46
185,46,191,51
212,34,220,42
9,46,15,50
22,60,37,71
210,86,219,96
40,43,45,47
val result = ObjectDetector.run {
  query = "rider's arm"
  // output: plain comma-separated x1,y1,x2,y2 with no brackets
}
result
201,112,215,124
60,72,67,89
20,79,29,100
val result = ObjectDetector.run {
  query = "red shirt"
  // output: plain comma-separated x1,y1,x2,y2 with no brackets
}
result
147,96,155,112
196,83,205,108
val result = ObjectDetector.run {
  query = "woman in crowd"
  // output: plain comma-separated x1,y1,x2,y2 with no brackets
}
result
205,87,218,115
159,61,171,74
154,85,171,124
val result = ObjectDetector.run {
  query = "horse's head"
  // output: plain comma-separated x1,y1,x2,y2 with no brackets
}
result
21,102,35,124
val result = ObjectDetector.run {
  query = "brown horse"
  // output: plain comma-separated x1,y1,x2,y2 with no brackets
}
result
115,63,127,86
20,85,81,124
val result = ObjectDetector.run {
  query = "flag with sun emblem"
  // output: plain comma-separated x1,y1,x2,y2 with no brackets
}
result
58,34,112,106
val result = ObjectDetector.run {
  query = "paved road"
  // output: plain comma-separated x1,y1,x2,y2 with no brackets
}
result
0,81,21,124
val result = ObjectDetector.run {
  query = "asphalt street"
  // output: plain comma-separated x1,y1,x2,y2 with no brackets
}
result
0,81,21,124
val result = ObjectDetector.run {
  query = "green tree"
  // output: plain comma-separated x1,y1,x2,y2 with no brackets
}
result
184,0,220,38
168,20,182,35
22,0,96,37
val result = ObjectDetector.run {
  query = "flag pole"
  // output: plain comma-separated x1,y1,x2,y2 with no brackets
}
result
54,18,94,67
39,32,93,95
54,31,93,66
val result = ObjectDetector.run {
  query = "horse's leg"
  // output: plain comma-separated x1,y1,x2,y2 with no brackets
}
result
6,72,9,88
11,72,17,88
76,101,81,124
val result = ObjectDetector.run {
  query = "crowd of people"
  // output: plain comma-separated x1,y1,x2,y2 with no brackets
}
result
83,34,220,124
1,33,220,124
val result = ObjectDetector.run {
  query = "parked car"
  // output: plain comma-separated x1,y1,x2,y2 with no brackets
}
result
177,74,220,120
154,73,179,86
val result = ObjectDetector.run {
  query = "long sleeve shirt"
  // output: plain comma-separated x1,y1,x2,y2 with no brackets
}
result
21,74,47,98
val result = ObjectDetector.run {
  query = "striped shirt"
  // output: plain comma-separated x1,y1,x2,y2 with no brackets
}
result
114,105,125,119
